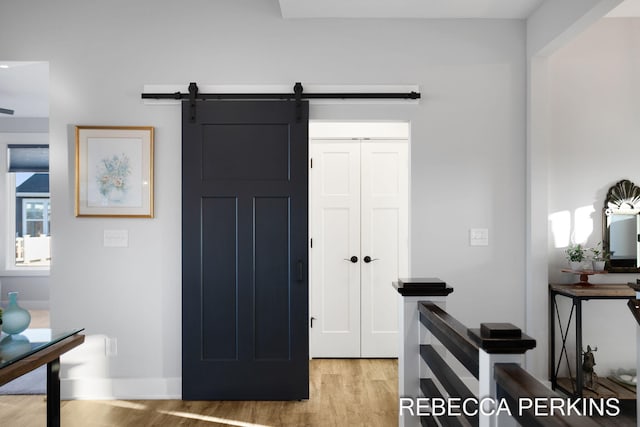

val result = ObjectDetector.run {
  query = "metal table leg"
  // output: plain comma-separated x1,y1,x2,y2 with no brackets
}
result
552,293,577,396
47,357,61,427
575,300,583,397
549,290,556,387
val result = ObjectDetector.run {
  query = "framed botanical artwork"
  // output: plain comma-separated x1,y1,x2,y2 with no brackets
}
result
75,126,154,218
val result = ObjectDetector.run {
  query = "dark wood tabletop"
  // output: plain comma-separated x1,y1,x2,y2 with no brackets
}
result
549,283,635,298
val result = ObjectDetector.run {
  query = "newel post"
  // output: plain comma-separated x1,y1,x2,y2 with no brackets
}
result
469,323,536,427
394,278,453,427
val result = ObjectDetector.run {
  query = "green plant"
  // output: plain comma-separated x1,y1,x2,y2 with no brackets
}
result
566,243,586,262
589,242,611,262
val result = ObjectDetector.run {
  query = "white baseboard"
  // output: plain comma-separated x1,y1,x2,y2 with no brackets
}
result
61,377,182,400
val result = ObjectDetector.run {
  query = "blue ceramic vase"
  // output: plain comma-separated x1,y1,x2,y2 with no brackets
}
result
2,292,31,335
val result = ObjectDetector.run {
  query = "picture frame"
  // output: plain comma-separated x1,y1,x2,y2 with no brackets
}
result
75,126,154,218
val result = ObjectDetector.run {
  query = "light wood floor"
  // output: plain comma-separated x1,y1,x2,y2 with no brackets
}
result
0,358,398,427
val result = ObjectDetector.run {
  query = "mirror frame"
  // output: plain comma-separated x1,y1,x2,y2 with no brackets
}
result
602,179,640,273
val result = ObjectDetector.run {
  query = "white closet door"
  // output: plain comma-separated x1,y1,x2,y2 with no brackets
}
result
310,140,361,357
310,138,408,358
360,141,409,357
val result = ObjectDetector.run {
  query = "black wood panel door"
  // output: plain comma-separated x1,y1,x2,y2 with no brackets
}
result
182,100,309,400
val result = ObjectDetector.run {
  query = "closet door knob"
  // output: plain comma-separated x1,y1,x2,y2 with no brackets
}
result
343,256,358,263
363,256,379,263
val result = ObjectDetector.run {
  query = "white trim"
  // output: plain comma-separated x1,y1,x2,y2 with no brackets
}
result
0,136,50,275
16,192,49,197
309,121,410,139
0,268,50,277
61,377,182,400
4,172,17,271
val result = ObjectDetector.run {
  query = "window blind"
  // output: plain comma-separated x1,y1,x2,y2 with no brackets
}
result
7,144,49,172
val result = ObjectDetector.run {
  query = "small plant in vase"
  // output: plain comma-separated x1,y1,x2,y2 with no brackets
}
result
566,243,586,271
589,242,610,271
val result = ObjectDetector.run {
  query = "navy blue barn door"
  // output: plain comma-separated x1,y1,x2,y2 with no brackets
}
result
182,100,309,400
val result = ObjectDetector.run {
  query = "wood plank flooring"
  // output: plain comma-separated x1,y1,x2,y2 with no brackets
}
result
0,359,398,427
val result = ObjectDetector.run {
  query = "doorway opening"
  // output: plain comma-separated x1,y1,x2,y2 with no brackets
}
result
0,61,50,270
309,121,410,358
0,61,50,324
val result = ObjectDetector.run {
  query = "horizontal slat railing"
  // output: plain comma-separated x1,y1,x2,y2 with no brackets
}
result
399,280,577,427
419,379,472,427
420,345,477,402
417,299,594,427
417,380,441,427
419,301,480,378
494,363,601,427
420,345,479,427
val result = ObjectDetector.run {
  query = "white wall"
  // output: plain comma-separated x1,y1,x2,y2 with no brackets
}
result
0,0,526,398
547,18,640,375
524,0,623,379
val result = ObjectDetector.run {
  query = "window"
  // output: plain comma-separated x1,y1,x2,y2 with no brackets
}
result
8,145,50,268
23,198,51,237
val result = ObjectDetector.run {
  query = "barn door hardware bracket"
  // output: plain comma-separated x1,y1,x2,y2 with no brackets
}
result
188,82,198,123
294,82,303,123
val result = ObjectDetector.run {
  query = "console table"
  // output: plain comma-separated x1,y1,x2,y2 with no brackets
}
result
549,284,635,399
0,328,85,427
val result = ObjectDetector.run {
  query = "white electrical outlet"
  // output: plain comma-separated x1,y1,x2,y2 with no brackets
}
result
469,228,489,246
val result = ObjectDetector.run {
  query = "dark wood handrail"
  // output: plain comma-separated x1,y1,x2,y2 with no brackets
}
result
627,283,640,325
419,302,480,378
494,363,601,427
627,298,640,326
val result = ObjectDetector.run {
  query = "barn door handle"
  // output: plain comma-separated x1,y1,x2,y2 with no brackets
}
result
343,256,358,263
297,260,304,282
363,256,379,263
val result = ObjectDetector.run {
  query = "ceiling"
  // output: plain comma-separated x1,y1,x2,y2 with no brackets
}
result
0,61,48,119
2,1,640,118
607,0,640,16
278,0,640,19
278,0,545,19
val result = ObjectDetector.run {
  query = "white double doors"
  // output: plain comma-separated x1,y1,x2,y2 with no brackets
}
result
310,139,408,358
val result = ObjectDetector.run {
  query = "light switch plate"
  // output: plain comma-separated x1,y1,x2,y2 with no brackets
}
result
104,229,128,247
470,228,489,246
